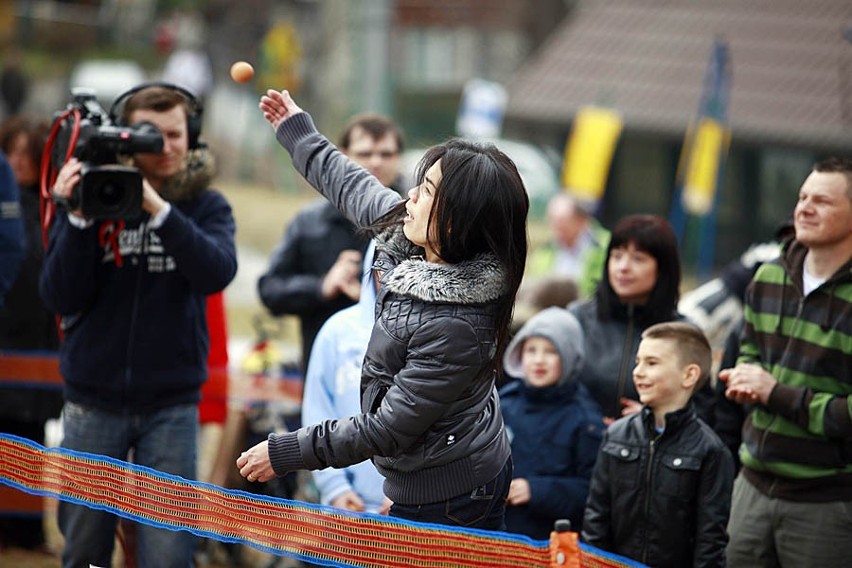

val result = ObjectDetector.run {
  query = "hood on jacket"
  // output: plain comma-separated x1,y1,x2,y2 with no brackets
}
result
503,306,585,386
376,224,508,304
136,147,217,203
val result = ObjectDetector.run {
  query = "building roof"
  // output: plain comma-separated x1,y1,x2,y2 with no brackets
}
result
506,0,852,149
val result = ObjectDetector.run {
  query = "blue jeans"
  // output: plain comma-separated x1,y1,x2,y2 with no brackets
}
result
58,401,198,568
389,458,512,530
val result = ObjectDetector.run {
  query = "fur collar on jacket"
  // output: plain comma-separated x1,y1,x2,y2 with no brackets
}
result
375,225,507,304
126,148,216,203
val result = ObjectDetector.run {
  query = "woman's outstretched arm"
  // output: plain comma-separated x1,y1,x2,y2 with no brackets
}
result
260,89,401,228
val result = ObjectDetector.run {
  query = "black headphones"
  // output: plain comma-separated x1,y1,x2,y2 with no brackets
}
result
109,81,205,149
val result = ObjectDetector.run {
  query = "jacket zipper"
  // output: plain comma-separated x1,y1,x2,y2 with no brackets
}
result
641,433,658,566
755,252,803,476
773,294,805,402
124,221,148,403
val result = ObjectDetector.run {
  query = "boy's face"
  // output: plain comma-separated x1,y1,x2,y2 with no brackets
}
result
521,336,562,388
633,337,689,409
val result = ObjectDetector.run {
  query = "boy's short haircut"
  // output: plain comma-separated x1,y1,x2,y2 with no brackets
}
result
642,322,712,391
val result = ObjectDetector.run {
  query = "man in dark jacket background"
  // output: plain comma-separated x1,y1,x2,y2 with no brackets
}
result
257,113,404,373
41,84,237,568
0,49,29,118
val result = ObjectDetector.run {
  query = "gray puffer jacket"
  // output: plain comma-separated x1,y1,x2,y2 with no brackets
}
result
267,112,511,505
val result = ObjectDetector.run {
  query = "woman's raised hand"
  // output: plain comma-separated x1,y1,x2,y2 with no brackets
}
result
259,89,304,131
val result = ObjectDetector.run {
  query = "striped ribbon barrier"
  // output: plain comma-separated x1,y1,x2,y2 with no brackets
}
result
0,349,644,567
0,433,643,567
0,349,301,517
0,349,63,387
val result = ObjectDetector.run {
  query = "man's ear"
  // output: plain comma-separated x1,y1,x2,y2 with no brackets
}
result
682,363,701,390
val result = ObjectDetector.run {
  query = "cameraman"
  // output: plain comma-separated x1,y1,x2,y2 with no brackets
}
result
41,84,237,568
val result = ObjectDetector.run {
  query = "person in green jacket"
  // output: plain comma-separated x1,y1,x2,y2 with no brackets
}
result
720,157,852,568
527,193,609,299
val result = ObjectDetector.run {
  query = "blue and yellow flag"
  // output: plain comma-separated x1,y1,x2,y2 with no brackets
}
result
670,38,732,277
680,116,731,216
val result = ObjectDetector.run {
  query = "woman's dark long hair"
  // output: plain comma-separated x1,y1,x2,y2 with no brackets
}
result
595,214,681,325
375,138,529,374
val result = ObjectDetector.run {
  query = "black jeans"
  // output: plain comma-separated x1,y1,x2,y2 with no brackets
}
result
389,458,512,530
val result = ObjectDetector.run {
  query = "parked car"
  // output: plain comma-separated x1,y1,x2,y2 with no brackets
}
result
67,59,147,110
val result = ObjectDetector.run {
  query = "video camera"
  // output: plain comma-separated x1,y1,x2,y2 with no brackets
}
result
50,88,163,220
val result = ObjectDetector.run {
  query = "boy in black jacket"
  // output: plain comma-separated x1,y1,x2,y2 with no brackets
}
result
582,322,734,568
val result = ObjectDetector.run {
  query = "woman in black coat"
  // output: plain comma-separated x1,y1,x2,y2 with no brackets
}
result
237,89,529,530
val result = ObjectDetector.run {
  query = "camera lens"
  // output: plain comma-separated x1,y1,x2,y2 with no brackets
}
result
96,183,124,208
79,165,143,219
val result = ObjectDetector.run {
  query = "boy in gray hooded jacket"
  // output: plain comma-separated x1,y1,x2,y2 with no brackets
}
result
499,307,605,539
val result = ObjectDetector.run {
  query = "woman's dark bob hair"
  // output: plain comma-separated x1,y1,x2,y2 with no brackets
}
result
595,214,681,324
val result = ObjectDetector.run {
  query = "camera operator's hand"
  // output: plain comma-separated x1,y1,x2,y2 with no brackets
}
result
141,178,168,217
52,158,86,220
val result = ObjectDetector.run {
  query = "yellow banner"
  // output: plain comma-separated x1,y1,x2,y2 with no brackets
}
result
561,107,623,203
681,118,731,216
258,21,302,95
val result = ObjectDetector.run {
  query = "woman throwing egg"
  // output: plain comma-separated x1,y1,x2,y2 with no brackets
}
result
237,89,528,530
